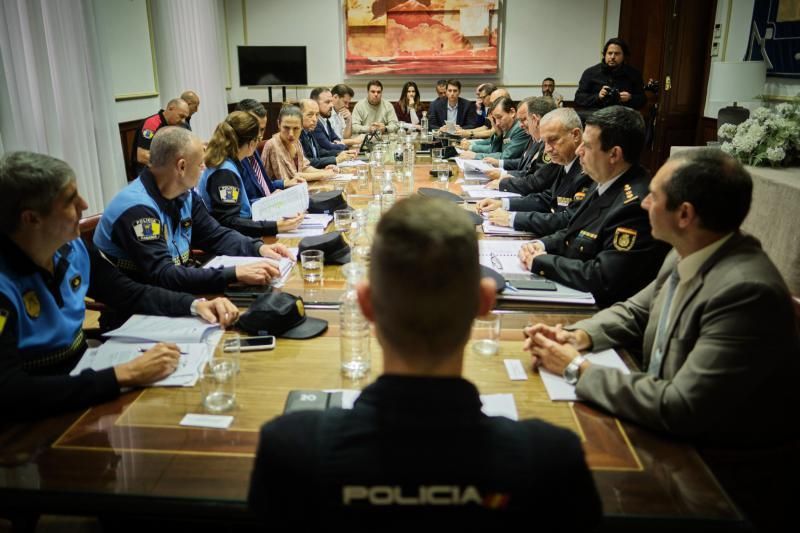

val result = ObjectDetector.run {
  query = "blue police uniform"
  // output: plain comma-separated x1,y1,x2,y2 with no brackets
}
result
0,234,195,422
94,169,264,294
198,158,279,238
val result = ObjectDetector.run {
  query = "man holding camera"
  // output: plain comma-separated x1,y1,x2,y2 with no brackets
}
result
575,37,645,112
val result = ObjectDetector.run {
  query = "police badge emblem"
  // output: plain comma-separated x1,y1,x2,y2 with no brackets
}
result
613,227,637,251
132,218,161,241
218,186,239,204
22,290,40,319
543,152,552,164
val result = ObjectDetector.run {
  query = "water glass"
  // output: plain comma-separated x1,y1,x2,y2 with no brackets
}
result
472,313,501,356
200,356,237,413
222,332,240,373
334,209,353,235
431,147,443,161
300,250,324,282
356,167,369,190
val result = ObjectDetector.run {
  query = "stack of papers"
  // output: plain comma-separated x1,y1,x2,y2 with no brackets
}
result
337,160,367,168
276,214,331,238
539,349,629,401
105,315,221,343
462,185,521,201
251,182,309,221
203,249,298,287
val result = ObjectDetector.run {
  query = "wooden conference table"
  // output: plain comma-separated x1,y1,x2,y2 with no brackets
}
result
0,161,744,531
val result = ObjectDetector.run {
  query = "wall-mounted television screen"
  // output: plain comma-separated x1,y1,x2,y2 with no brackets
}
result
238,46,307,86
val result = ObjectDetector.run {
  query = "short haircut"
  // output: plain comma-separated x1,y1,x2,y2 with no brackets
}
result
370,196,479,356
0,151,73,233
584,105,644,163
446,79,461,90
489,95,515,114
525,96,558,118
477,83,496,97
331,84,354,98
542,77,555,84
309,87,329,101
180,90,199,103
666,148,752,233
277,105,302,123
149,126,194,168
436,79,447,87
366,79,383,91
603,37,630,57
236,98,267,118
166,98,187,110
298,98,317,113
540,107,582,131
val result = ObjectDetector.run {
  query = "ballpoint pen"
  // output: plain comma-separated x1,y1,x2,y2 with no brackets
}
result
490,253,503,271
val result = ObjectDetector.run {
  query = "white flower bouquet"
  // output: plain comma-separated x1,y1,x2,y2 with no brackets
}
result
717,102,800,167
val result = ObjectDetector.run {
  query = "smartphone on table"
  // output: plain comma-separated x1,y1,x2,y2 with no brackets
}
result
225,335,277,352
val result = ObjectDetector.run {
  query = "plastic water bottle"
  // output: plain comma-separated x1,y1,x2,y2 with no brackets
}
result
381,175,396,213
340,263,370,378
421,111,429,137
350,210,371,266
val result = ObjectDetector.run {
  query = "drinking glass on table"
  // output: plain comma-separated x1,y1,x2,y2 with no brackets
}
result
300,250,324,283
334,209,353,237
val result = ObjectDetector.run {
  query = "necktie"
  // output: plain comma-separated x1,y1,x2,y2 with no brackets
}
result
310,135,318,158
248,157,270,197
647,268,681,376
325,118,334,140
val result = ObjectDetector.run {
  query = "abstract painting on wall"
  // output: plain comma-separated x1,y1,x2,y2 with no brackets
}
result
345,0,500,76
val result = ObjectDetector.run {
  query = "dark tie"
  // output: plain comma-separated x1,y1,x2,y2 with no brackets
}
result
648,269,681,376
325,118,334,140
310,135,318,158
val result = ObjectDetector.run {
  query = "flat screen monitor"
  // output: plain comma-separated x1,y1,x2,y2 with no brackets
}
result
237,46,307,86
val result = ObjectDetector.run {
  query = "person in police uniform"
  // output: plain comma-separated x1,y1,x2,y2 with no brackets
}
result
0,152,239,422
248,196,601,530
198,111,303,237
477,108,593,237
518,106,668,308
96,126,293,296
130,98,190,176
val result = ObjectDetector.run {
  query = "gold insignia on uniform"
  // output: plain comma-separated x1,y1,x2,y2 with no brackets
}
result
543,152,552,164
0,309,8,335
22,290,40,319
296,299,305,317
557,196,570,207
132,218,161,241
70,274,82,290
613,227,638,251
623,183,639,204
218,186,239,204
579,230,598,239
574,191,586,201
181,218,193,230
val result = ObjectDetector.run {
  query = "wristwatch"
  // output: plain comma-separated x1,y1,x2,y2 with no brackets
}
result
563,354,586,385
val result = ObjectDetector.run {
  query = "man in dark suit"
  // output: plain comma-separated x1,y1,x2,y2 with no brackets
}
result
525,148,800,533
298,99,354,168
248,196,601,531
428,79,480,131
310,87,347,153
478,108,593,237
518,106,668,307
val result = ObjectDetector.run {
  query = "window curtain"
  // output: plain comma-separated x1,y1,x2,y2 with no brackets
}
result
0,0,128,215
150,0,229,141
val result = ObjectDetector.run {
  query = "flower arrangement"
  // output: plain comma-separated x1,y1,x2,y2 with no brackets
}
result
717,102,800,167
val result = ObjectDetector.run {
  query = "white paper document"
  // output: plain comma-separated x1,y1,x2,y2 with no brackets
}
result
251,182,309,221
332,174,356,182
104,315,221,344
326,390,518,420
180,414,234,429
479,239,532,275
300,214,333,228
70,341,210,387
462,185,521,200
481,221,535,237
276,228,326,238
203,250,297,287
337,160,367,168
539,349,630,401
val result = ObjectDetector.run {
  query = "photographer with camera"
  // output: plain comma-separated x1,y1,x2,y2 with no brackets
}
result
575,37,645,113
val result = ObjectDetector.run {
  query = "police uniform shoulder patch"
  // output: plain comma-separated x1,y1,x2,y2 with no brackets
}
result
142,129,155,140
218,186,239,204
613,227,638,251
543,152,552,164
132,218,162,241
0,309,8,335
70,274,82,290
22,290,40,319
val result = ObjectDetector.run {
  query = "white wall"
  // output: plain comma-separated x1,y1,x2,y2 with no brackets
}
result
705,0,799,118
224,0,620,105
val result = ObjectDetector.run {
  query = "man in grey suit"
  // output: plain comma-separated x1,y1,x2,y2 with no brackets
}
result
525,148,800,533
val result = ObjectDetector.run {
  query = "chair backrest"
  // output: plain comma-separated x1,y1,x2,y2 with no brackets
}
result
79,214,102,248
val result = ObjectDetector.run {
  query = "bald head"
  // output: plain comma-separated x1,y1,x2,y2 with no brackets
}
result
164,98,190,125
489,88,510,104
180,90,200,115
299,99,319,131
149,126,205,195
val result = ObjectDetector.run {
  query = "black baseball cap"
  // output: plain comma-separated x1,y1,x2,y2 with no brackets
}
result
237,292,328,339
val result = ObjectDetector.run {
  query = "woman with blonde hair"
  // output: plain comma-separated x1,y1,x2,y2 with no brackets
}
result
262,105,335,182
199,111,303,236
